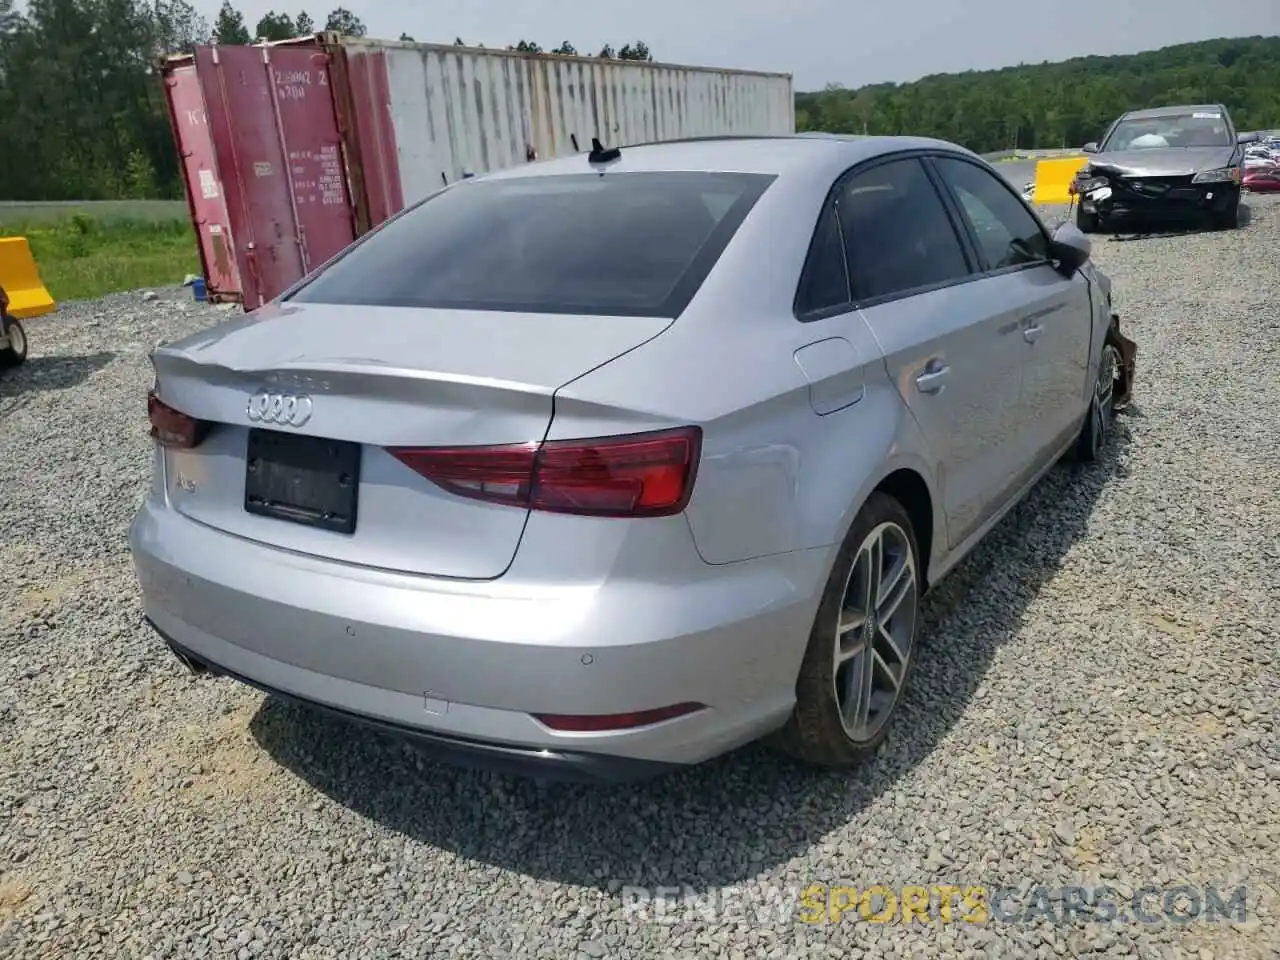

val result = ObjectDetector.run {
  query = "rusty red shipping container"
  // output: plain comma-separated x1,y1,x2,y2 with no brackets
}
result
161,33,795,309
160,58,242,301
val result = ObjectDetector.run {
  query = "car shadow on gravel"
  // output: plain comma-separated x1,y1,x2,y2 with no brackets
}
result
0,352,116,420
250,422,1134,893
1102,202,1253,241
0,351,115,395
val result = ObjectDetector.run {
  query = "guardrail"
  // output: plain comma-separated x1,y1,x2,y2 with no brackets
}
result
0,200,188,224
980,148,1086,163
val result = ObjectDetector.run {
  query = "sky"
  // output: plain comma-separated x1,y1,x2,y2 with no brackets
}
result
216,0,1280,90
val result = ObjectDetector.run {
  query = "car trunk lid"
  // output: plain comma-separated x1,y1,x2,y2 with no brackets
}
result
150,302,670,579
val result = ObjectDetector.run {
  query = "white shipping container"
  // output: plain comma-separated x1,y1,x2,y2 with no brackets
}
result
339,37,796,205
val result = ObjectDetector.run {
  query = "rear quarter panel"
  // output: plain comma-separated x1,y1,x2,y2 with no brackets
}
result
544,169,943,568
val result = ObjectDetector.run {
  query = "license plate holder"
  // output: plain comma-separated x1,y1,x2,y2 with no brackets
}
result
244,429,360,534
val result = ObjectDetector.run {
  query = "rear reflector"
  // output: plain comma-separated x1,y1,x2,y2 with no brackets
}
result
147,390,208,449
387,426,701,518
534,702,706,732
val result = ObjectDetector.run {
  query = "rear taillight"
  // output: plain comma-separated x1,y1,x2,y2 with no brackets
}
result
387,426,701,518
147,390,208,449
533,702,706,732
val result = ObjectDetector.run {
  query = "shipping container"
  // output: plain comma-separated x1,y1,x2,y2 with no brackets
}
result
161,33,794,308
160,58,242,302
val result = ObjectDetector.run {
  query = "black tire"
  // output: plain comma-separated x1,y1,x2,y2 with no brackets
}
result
0,316,27,368
1075,342,1120,462
1076,206,1099,234
772,492,923,768
1212,189,1241,230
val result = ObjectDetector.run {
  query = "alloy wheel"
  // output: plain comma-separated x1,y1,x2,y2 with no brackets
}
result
832,521,918,743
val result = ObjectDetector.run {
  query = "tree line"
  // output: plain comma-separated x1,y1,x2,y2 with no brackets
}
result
0,0,655,203
797,35,1280,152
0,1,1275,204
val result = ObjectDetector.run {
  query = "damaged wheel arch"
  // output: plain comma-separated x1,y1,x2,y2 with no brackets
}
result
1106,312,1137,410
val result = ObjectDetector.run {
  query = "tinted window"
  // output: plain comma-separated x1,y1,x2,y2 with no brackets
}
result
289,172,775,318
795,207,850,315
932,157,1049,270
835,158,971,302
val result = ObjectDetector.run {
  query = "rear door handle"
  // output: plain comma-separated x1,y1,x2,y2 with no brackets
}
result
1023,323,1044,344
915,362,951,394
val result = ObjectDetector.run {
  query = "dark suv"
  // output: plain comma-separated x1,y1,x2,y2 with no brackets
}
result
1072,103,1258,232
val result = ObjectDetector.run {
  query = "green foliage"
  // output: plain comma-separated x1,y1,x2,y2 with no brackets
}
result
0,0,210,203
797,36,1280,151
213,0,250,44
617,42,653,62
255,10,296,42
0,214,198,301
323,6,365,37
123,150,159,200
595,42,654,61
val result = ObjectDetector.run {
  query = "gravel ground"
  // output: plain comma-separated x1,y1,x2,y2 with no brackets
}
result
2,198,1279,960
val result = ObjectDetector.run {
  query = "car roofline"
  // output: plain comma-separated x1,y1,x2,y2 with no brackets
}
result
1119,103,1230,121
465,134,981,183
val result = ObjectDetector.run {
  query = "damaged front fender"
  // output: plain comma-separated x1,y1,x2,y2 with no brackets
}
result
1106,312,1137,410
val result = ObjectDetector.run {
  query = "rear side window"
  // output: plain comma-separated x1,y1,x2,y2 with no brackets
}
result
794,207,850,316
931,157,1050,270
835,158,972,302
289,172,776,318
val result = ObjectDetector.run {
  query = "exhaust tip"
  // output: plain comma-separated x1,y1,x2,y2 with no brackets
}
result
144,617,215,677
170,645,212,676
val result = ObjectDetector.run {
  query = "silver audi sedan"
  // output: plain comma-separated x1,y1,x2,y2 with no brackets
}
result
130,134,1137,782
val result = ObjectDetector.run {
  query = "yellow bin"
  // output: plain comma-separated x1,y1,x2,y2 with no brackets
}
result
0,236,56,319
1032,156,1090,206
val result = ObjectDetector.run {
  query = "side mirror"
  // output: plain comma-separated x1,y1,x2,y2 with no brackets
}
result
1082,142,1098,154
1050,222,1091,275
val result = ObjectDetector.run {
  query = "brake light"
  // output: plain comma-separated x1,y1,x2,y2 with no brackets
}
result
147,390,208,449
533,702,706,732
387,426,701,518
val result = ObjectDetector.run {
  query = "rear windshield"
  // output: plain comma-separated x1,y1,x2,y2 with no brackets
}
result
288,171,775,318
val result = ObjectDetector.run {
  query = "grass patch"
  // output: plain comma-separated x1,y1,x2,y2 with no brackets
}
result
0,212,199,302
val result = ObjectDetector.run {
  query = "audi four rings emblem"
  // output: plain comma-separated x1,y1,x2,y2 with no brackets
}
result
246,391,313,427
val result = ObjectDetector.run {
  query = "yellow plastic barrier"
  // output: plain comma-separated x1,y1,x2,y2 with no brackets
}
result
0,236,55,319
1032,156,1089,206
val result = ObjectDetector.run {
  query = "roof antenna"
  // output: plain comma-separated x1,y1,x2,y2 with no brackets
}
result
588,137,621,166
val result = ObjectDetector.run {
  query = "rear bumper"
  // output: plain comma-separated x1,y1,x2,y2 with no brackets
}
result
154,624,677,783
129,498,828,775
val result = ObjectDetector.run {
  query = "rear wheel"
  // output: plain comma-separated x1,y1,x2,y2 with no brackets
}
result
773,492,922,768
0,316,27,368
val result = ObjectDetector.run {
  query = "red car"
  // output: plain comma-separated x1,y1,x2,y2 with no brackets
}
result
1243,162,1280,193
